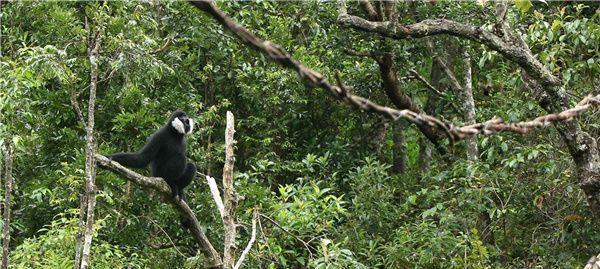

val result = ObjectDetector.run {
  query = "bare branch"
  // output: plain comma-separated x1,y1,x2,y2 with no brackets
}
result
222,111,237,269
1,140,13,269
258,213,317,256
585,253,600,269
94,154,223,268
233,207,258,269
188,0,455,143
451,94,600,140
435,57,463,93
408,69,445,96
80,29,101,269
344,48,379,61
70,91,86,127
206,175,224,218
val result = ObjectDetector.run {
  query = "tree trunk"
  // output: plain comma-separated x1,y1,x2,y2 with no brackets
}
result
374,119,388,159
73,192,87,269
377,53,447,153
418,60,443,172
79,30,101,269
0,0,3,58
1,140,13,269
524,74,600,217
392,122,407,174
462,49,478,161
222,111,237,269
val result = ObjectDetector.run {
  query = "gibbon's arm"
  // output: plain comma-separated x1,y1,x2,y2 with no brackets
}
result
108,134,161,168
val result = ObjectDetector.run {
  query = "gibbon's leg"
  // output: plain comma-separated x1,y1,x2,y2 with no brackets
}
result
167,181,180,200
107,152,151,168
177,162,197,201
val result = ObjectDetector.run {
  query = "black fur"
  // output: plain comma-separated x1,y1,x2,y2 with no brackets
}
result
107,110,195,201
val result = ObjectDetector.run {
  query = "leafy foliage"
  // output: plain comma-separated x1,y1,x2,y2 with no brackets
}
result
0,1,598,268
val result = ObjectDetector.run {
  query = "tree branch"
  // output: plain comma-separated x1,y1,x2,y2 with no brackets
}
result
233,207,258,269
408,69,445,96
94,154,223,268
188,1,600,143
336,13,560,87
222,111,237,269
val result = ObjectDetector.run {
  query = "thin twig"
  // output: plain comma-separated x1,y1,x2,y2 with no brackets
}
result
258,213,317,257
233,207,259,269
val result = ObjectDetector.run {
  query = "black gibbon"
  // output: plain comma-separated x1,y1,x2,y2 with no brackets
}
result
107,110,196,201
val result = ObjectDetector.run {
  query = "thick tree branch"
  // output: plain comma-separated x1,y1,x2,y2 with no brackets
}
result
188,0,454,141
188,1,600,143
336,13,561,88
94,154,223,268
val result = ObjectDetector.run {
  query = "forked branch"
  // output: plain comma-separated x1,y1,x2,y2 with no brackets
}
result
94,154,223,268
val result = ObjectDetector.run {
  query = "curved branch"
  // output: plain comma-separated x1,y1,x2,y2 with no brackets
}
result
94,154,223,268
187,1,600,143
336,13,560,87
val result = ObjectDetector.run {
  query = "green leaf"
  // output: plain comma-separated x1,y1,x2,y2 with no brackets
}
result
515,0,533,14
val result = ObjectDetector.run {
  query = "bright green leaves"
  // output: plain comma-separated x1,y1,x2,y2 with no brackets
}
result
514,0,533,14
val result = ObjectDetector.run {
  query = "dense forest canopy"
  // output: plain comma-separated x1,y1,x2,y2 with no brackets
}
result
0,0,599,268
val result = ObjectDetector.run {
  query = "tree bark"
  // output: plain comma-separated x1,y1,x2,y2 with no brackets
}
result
95,154,223,267
462,50,478,161
336,14,560,88
419,60,443,172
524,74,600,217
376,53,447,153
80,29,101,269
222,111,237,269
1,140,13,269
392,122,407,174
73,192,87,269
0,0,3,58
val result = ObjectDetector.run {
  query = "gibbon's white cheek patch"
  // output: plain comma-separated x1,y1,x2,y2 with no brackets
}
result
187,119,194,135
171,118,186,134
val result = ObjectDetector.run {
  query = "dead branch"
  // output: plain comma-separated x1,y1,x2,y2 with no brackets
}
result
585,253,600,269
343,49,379,61
222,111,237,269
206,175,225,217
258,212,317,257
233,207,258,269
408,69,445,96
450,94,600,140
94,154,223,268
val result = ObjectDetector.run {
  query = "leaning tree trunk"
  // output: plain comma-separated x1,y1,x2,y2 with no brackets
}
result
1,140,13,269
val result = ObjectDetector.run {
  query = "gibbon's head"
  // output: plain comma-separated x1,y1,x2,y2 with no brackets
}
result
169,110,194,135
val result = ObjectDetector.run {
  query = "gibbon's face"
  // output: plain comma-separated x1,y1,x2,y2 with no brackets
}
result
171,111,194,135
